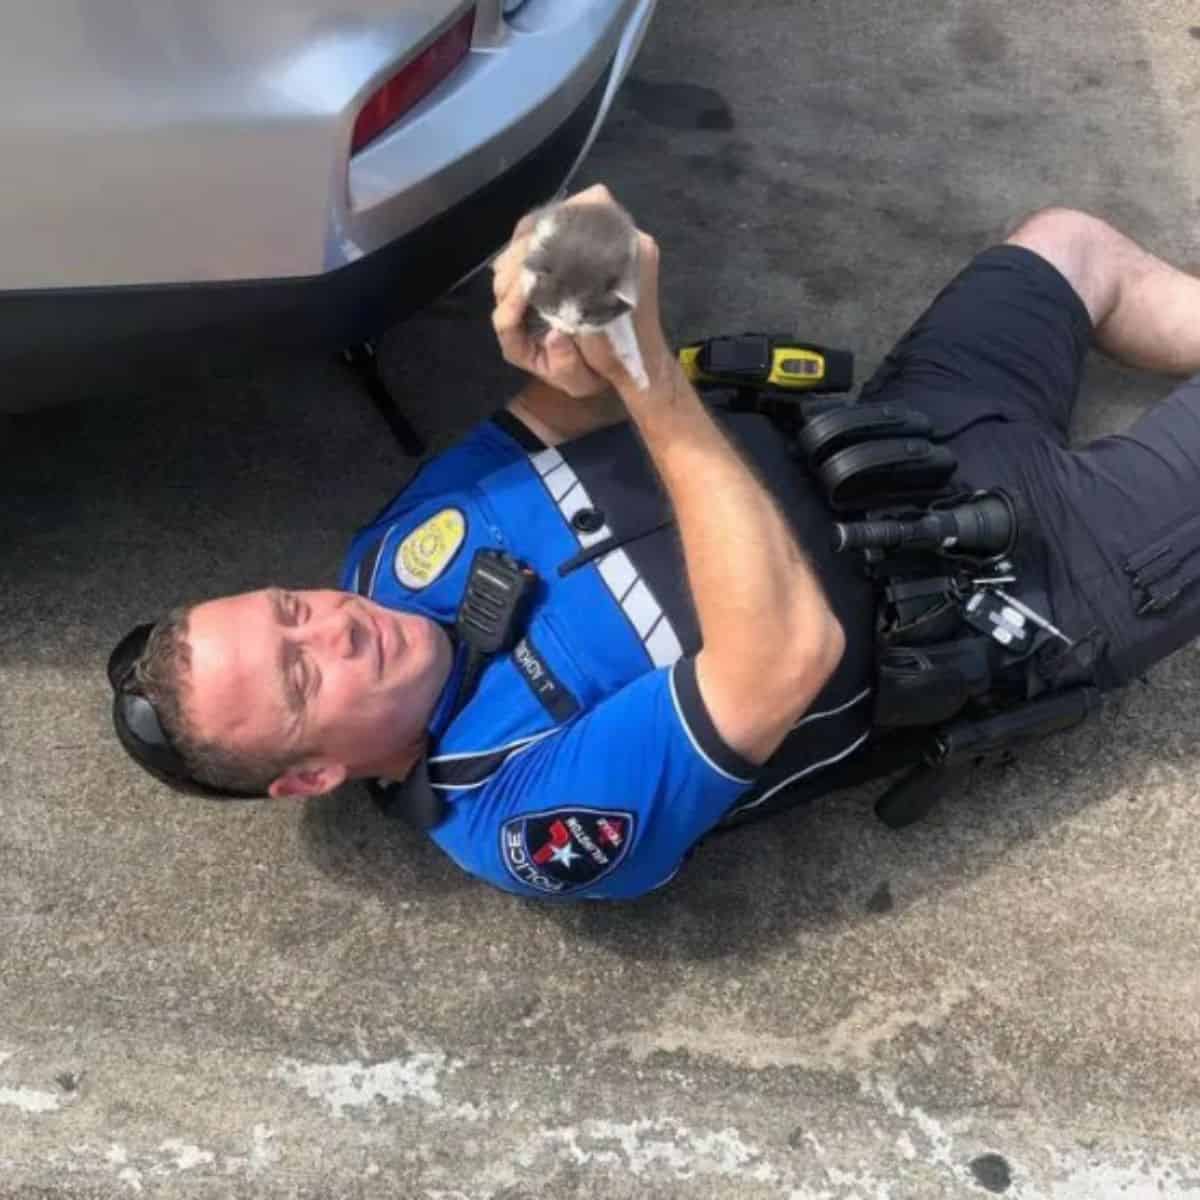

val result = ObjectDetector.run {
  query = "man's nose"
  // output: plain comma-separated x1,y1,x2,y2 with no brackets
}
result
308,605,358,658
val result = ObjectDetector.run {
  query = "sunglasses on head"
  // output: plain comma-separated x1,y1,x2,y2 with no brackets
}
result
107,623,259,800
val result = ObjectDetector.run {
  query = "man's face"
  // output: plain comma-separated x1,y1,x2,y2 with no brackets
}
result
185,588,452,794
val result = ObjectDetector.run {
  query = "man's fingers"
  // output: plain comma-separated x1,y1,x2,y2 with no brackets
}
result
492,232,535,304
491,284,527,341
544,331,614,398
576,331,624,382
493,320,533,372
491,239,521,291
492,253,513,302
492,280,536,369
564,183,615,208
489,211,538,283
492,225,531,276
512,210,539,240
544,330,581,372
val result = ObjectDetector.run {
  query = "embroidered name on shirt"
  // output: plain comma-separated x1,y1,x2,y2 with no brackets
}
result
511,636,580,722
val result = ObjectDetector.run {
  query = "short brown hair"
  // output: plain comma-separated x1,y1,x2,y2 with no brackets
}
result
136,605,296,797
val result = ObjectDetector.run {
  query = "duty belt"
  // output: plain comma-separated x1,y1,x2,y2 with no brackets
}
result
735,386,1103,829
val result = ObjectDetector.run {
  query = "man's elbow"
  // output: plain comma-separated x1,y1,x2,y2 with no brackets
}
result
801,614,849,691
821,613,847,677
789,612,845,702
699,614,849,766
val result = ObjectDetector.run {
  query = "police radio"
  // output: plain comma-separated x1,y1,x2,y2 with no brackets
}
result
450,549,538,720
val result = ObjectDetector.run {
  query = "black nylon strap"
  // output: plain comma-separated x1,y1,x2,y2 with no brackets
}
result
368,740,533,828
367,759,447,830
425,742,533,788
491,408,547,451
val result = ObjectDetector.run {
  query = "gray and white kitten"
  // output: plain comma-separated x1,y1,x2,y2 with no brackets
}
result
521,200,648,390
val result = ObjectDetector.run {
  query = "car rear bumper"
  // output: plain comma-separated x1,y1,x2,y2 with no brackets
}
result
0,0,653,293
341,0,656,270
0,46,626,401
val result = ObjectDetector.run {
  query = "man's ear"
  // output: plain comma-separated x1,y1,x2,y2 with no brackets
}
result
268,760,347,800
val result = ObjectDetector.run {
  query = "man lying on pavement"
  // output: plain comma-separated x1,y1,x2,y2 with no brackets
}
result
109,185,1200,900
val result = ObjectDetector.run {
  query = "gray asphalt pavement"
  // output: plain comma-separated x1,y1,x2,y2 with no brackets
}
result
5,1,1200,1196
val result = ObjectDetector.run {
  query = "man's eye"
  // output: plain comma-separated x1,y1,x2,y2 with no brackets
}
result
302,653,321,699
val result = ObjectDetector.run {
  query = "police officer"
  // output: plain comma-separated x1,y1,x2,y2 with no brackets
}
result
110,186,1200,900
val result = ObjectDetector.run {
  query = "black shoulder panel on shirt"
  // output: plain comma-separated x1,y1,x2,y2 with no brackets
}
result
491,408,547,451
671,657,758,783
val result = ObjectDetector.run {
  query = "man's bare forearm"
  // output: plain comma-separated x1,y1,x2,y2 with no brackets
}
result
619,360,844,762
490,190,841,760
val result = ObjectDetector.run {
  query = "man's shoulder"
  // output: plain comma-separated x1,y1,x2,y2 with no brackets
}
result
365,415,535,525
425,661,754,903
338,415,540,595
429,738,668,902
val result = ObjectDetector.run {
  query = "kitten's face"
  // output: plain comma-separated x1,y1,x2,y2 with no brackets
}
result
522,205,639,334
525,271,633,334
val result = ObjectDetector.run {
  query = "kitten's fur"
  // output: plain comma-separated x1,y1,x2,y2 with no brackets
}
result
521,200,648,389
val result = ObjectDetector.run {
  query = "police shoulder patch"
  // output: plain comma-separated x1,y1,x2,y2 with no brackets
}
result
394,507,466,590
500,807,635,896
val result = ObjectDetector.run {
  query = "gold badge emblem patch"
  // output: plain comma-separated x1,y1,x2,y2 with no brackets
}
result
394,508,466,590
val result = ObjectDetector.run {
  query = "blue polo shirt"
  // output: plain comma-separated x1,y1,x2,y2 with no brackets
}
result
340,411,874,900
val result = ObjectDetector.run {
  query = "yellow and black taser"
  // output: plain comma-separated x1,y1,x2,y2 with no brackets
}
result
679,333,853,395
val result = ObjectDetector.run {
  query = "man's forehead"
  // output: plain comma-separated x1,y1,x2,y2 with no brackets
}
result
187,590,292,747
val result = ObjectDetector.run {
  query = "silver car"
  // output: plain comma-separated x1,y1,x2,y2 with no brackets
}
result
0,0,656,409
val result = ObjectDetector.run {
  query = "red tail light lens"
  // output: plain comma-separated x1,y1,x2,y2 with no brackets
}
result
351,7,475,155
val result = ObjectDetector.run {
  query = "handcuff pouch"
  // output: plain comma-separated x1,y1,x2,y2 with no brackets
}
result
798,401,934,464
873,636,993,728
818,439,959,512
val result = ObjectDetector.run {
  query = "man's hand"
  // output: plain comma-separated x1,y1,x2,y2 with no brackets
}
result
491,184,673,400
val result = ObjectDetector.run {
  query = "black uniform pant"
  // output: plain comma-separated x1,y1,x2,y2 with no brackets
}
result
719,243,1200,830
859,243,1200,690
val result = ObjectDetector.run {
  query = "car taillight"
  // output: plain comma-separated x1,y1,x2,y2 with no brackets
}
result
351,7,475,155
